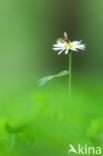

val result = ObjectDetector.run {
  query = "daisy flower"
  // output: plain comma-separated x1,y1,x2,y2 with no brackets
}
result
52,32,85,55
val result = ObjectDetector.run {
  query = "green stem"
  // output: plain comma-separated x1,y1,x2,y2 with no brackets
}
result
69,52,72,96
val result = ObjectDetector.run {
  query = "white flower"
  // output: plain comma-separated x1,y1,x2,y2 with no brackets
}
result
52,32,85,55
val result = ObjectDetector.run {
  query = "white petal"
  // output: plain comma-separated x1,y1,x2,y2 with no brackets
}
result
76,44,85,50
71,47,78,51
53,43,65,48
58,49,65,55
72,41,82,46
53,44,62,48
65,49,69,54
52,47,63,51
53,44,60,47
72,41,85,51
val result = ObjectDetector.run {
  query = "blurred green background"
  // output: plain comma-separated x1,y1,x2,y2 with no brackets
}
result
0,0,103,156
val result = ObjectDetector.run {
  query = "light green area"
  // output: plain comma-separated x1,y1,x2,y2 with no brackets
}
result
0,78,103,156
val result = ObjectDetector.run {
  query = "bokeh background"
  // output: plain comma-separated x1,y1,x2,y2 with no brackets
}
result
0,0,103,156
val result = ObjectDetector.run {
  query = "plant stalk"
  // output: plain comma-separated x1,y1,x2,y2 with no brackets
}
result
69,52,72,96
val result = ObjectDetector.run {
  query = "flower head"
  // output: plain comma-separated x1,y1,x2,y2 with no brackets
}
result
52,32,85,55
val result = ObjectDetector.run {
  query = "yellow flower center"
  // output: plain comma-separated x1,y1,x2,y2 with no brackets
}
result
64,42,73,49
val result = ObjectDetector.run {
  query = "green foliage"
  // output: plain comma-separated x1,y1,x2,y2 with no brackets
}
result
0,78,103,156
5,123,27,134
39,70,69,86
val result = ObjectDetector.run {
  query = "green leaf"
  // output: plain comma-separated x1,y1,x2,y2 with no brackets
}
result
54,70,69,78
5,123,26,134
38,75,54,86
38,70,69,86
